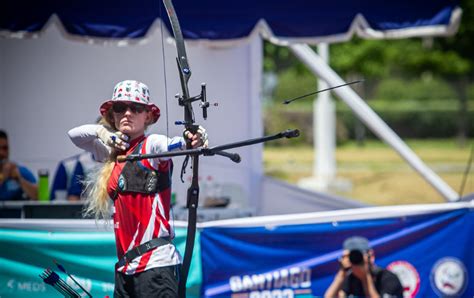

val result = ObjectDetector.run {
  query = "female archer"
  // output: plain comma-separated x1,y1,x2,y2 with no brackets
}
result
68,80,207,297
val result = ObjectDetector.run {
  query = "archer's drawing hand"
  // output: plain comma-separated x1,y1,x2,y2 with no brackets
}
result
184,125,208,149
96,125,130,151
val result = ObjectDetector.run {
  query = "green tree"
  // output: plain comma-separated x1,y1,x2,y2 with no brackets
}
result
438,0,474,74
264,1,474,142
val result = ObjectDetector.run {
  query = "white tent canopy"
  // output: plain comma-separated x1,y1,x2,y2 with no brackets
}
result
0,1,462,214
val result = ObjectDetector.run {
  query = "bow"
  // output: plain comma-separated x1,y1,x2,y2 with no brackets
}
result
161,0,207,296
155,1,299,296
118,2,361,297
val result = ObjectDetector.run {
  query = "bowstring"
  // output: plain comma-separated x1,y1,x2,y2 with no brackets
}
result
158,0,176,233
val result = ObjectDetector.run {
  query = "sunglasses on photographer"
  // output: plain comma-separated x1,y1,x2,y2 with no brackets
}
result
112,102,148,114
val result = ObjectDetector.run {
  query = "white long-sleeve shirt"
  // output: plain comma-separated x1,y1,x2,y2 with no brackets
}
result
67,124,185,164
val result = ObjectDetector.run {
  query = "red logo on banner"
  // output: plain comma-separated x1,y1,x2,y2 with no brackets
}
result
387,261,420,298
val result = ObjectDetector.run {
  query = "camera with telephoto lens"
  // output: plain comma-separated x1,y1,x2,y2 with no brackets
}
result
348,249,365,265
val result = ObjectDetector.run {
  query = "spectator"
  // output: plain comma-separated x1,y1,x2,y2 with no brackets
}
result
51,117,103,201
324,236,403,298
50,152,98,201
0,130,38,200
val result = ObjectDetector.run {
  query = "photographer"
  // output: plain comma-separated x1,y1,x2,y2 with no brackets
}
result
324,236,403,298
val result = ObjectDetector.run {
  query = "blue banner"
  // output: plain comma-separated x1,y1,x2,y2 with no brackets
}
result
200,208,474,297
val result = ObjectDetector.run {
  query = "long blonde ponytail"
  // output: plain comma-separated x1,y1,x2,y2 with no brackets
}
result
83,112,118,220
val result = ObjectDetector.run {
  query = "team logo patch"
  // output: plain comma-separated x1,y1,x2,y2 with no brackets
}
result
118,175,125,190
387,261,420,298
430,257,468,297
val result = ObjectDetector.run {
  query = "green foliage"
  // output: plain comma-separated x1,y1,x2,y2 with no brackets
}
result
264,105,350,146
264,42,305,73
336,99,473,139
372,77,458,101
438,0,474,73
397,42,470,76
264,107,312,146
467,83,474,100
272,68,317,104
331,39,390,78
370,79,408,101
264,99,474,147
330,39,471,78
340,99,463,111
337,108,474,139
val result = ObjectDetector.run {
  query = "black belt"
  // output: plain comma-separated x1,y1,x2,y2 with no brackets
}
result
116,237,171,268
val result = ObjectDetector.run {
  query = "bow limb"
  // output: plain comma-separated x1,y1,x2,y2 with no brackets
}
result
163,0,194,127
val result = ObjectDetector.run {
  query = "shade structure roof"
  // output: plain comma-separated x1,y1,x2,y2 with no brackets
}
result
1,0,461,43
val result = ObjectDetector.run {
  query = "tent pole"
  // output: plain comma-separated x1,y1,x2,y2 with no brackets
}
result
289,43,459,202
299,43,338,191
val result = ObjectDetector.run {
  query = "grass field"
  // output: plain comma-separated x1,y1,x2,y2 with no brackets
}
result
264,139,474,206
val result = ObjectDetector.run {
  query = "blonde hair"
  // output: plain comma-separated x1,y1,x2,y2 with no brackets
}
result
82,108,153,220
83,110,118,220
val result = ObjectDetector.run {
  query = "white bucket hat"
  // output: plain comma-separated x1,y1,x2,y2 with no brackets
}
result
100,80,161,123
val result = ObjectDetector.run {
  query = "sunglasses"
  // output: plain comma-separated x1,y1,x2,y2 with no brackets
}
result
112,102,148,114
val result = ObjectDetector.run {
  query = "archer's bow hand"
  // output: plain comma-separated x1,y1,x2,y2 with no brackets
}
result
184,125,208,148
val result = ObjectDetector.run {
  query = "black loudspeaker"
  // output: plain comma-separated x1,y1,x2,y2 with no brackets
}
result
23,202,90,219
0,207,22,218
